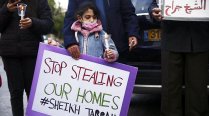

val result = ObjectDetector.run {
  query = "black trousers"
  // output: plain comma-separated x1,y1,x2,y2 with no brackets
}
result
2,56,37,116
161,51,209,116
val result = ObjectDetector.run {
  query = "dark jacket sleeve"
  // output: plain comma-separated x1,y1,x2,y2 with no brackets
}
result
0,2,13,32
63,0,78,48
120,0,140,40
30,0,54,35
148,0,160,23
148,0,158,12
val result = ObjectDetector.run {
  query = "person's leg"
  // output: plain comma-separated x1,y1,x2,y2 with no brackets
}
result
2,57,24,116
185,52,209,116
22,56,37,99
161,51,184,116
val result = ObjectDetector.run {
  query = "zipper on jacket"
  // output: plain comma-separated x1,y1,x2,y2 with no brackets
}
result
83,37,88,54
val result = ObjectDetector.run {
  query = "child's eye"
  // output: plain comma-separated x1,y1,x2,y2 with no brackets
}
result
85,15,90,19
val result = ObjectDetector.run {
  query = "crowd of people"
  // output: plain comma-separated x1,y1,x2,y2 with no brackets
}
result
0,0,209,116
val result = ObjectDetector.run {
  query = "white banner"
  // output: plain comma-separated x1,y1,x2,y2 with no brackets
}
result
26,43,138,116
161,0,209,21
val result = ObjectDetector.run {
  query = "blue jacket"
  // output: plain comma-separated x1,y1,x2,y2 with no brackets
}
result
71,20,118,59
63,0,140,53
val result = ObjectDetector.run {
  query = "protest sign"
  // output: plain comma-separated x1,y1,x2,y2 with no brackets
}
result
161,0,209,21
26,43,138,116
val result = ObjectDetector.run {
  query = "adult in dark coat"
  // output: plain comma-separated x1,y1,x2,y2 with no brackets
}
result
0,0,53,116
63,0,140,60
149,0,209,116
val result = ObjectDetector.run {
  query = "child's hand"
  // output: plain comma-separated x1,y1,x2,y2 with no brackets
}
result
67,45,80,60
104,49,117,62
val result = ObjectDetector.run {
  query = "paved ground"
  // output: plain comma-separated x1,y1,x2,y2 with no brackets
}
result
0,57,27,116
128,94,160,116
0,57,13,116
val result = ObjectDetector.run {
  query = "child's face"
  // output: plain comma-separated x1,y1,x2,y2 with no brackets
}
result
80,9,97,23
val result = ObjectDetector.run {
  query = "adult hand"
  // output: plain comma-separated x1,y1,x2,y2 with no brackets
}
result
152,8,163,21
7,0,20,12
129,36,138,51
67,45,80,60
19,18,32,29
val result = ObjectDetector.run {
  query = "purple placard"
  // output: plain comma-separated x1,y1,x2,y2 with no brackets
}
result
26,43,138,116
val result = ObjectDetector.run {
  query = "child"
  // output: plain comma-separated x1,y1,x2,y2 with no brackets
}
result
70,2,118,62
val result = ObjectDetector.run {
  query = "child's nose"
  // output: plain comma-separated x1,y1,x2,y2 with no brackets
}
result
90,18,94,22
